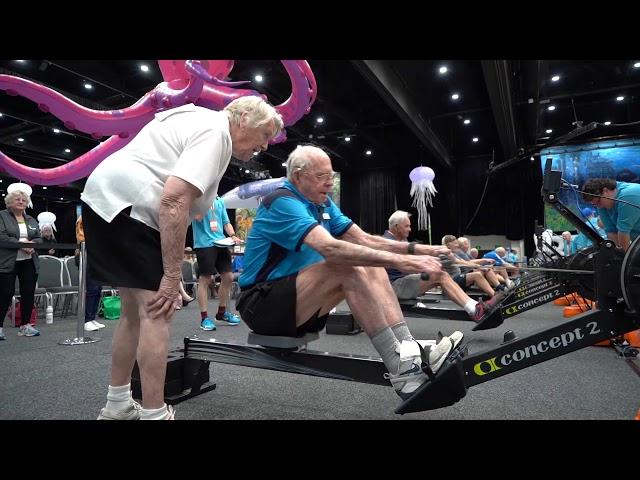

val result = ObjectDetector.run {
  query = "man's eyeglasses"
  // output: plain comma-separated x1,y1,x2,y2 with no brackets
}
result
296,168,338,181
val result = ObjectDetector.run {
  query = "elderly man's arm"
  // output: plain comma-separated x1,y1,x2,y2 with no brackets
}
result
306,225,443,275
339,223,450,257
148,176,201,316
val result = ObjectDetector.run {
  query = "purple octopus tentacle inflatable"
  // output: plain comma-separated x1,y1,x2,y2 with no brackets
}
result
0,60,316,186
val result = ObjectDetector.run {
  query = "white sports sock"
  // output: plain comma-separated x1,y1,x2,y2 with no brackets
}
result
463,300,478,315
105,383,133,412
140,404,168,420
0,327,4,335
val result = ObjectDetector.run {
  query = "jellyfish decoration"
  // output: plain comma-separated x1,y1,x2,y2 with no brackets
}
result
409,166,437,231
37,211,57,232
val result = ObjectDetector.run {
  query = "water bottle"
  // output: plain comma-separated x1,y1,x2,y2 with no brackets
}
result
45,305,53,324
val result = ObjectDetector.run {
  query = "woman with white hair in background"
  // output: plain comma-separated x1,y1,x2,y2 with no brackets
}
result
0,183,42,339
38,211,58,256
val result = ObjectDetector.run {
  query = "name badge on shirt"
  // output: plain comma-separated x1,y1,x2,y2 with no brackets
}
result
209,220,218,232
322,212,331,220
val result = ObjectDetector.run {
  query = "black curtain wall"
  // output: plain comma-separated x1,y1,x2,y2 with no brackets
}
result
341,168,398,236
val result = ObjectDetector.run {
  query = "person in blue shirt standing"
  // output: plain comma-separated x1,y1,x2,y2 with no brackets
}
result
582,178,640,252
192,196,242,330
237,145,464,403
573,207,607,253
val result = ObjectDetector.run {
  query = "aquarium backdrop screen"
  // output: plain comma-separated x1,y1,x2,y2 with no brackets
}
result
540,138,640,232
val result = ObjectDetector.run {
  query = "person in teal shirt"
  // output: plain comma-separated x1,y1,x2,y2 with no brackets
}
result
192,196,242,330
572,207,607,253
582,178,640,251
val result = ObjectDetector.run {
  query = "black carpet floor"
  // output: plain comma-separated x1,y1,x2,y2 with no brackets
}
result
1,297,639,420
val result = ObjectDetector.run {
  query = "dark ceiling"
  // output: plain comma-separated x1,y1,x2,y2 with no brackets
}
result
1,59,640,208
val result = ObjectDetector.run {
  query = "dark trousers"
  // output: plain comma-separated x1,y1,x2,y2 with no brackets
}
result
85,275,102,322
0,259,38,327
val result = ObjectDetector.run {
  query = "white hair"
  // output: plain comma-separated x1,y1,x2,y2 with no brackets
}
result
5,190,31,208
285,145,328,180
224,96,284,133
388,210,411,230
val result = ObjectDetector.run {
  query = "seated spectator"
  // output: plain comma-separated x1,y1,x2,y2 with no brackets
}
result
574,207,607,252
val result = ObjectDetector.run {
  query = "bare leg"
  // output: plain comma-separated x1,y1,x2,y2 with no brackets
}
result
296,262,406,336
218,271,233,309
197,275,212,313
426,273,474,308
134,288,175,409
109,287,141,388
466,271,495,296
178,281,192,301
483,269,501,289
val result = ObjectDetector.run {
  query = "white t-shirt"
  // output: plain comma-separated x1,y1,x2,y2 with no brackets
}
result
81,104,232,231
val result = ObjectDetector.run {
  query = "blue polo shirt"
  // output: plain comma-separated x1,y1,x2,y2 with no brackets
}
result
192,196,230,248
239,180,353,288
598,181,640,241
482,251,505,266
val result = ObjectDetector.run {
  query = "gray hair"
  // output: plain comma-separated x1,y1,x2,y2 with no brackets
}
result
285,145,328,181
388,210,411,229
5,190,30,208
224,96,284,134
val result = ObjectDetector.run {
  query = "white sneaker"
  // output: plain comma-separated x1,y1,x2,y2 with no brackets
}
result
97,400,142,420
84,321,100,332
385,332,464,400
92,320,106,329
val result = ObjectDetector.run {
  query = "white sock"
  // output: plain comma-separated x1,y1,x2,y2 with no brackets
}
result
463,300,478,315
0,327,4,335
105,383,133,412
140,404,168,420
505,278,514,288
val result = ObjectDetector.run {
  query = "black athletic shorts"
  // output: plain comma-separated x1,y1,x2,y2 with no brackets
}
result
82,203,164,291
452,273,468,291
237,273,328,337
194,245,232,276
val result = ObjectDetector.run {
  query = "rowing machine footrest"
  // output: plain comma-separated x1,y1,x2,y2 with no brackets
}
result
395,359,467,414
247,331,319,348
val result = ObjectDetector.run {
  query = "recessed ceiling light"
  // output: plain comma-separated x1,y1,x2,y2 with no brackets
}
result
551,75,560,82
281,162,286,167
244,169,250,174
546,129,553,134
64,148,71,153
43,186,47,190
634,62,640,68
616,96,625,102
344,137,351,142
253,152,259,156
365,150,372,155
604,121,611,125
451,93,460,101
60,197,64,201
0,113,3,117
472,137,479,143
530,156,535,161
438,66,448,74
316,117,324,123
254,74,263,82
548,105,556,111
140,64,149,72
15,60,25,63
463,119,470,125
17,138,24,142
53,128,60,133
84,83,93,90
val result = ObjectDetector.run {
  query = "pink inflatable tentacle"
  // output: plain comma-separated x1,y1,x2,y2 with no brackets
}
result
0,74,156,138
273,60,315,127
196,85,263,111
296,60,317,107
0,134,137,185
